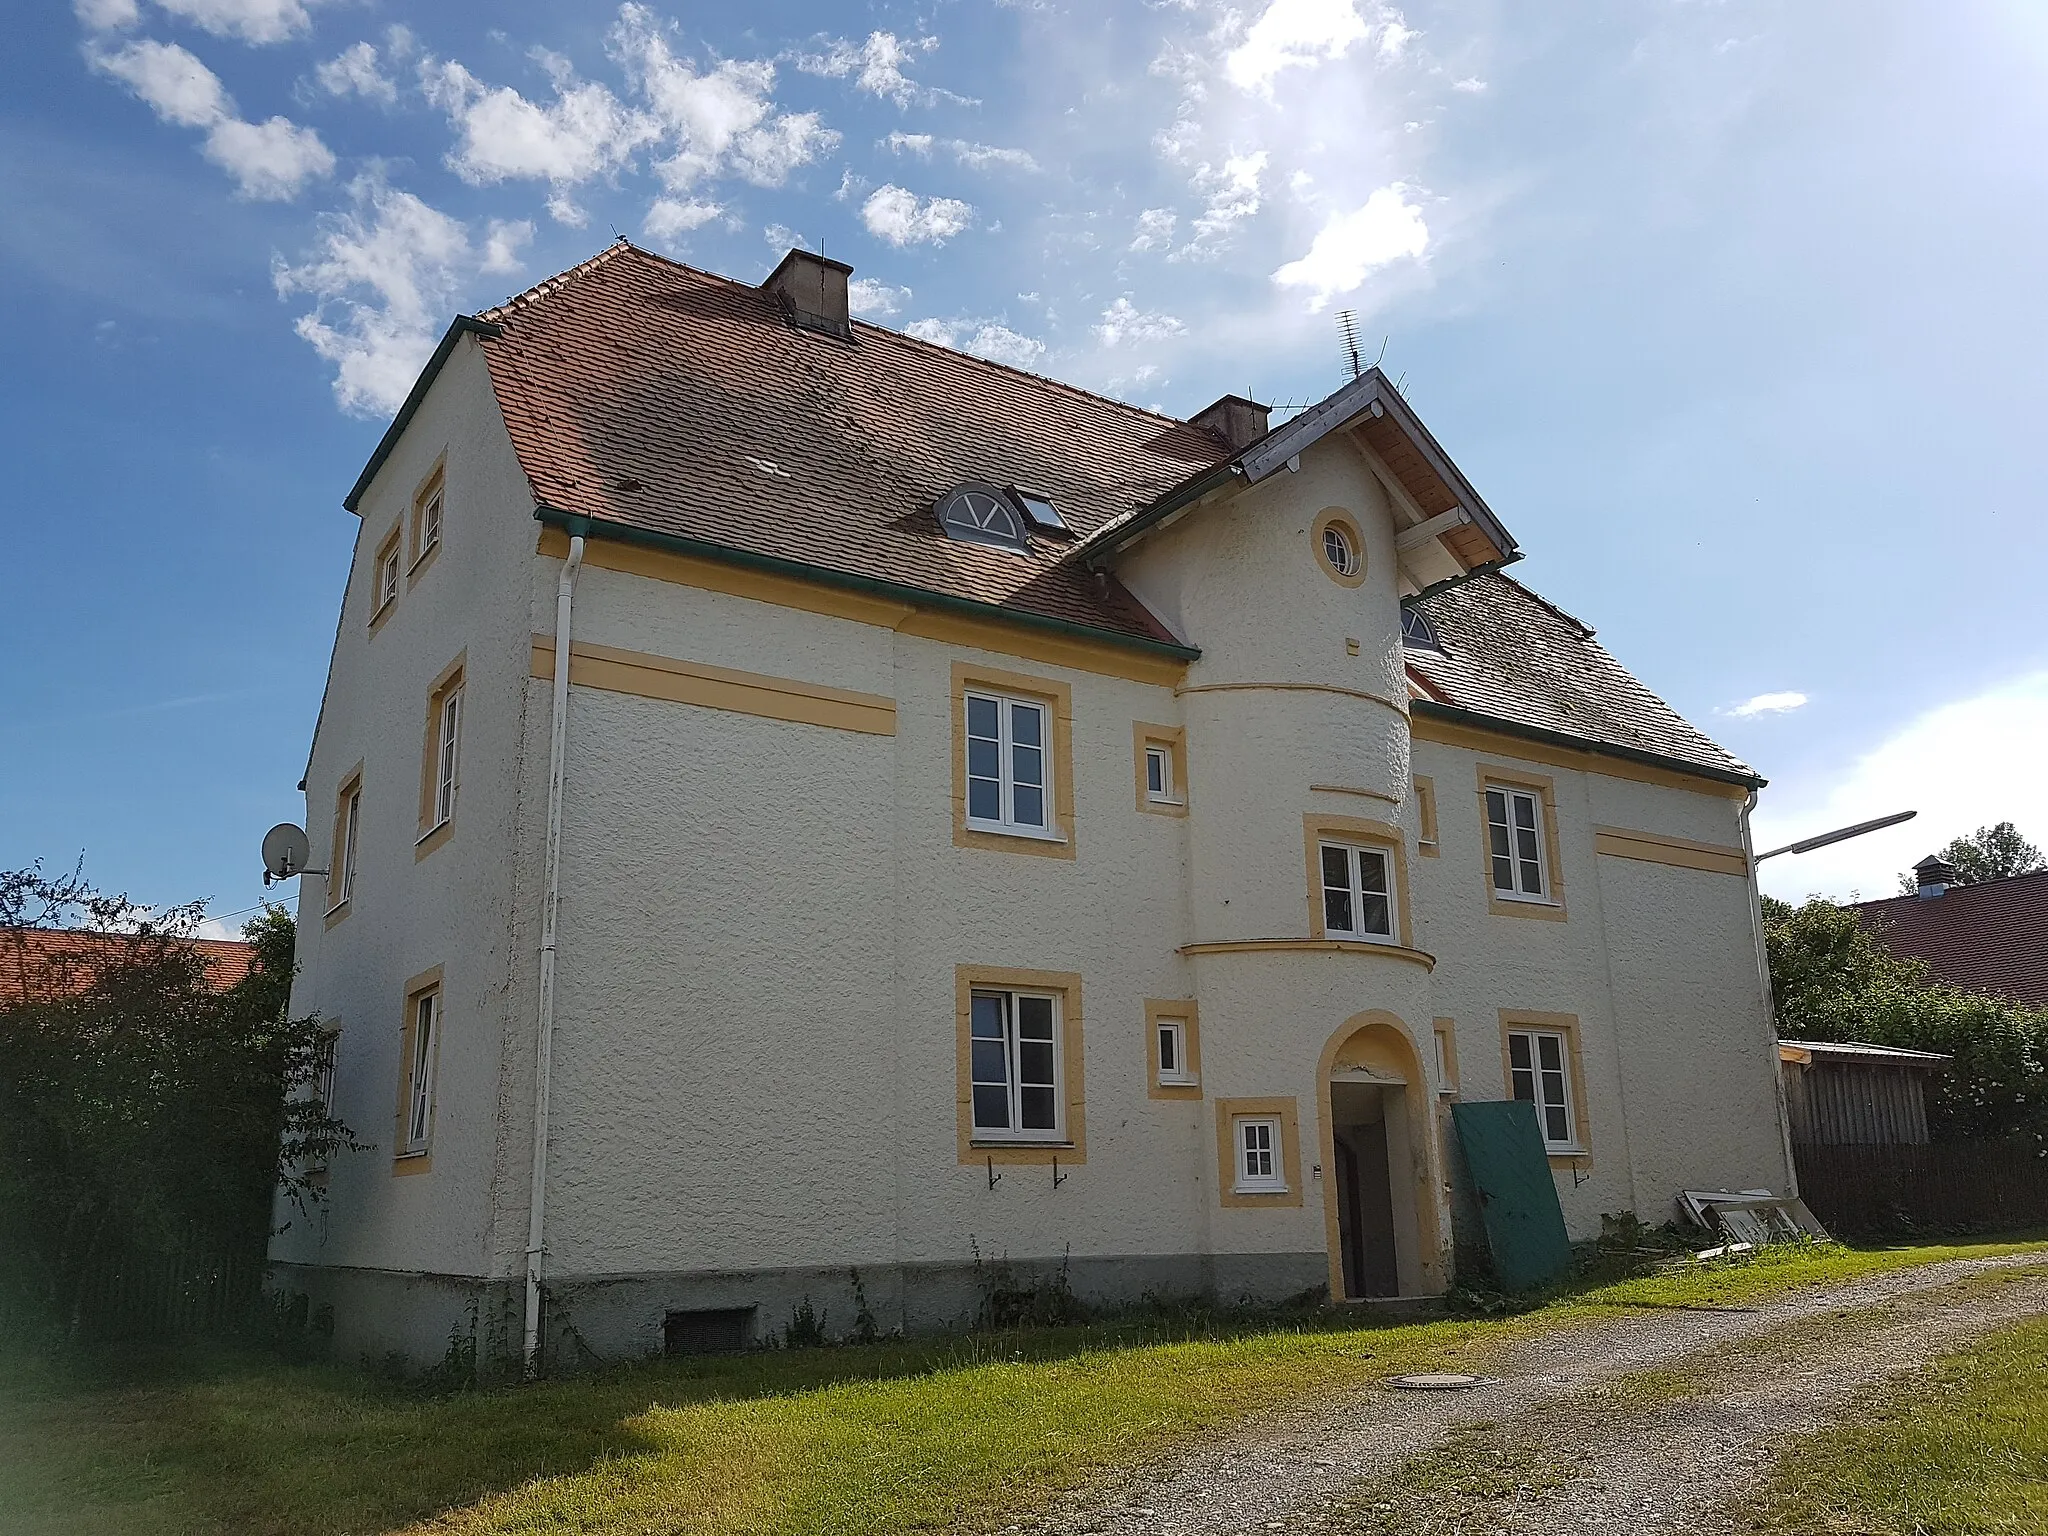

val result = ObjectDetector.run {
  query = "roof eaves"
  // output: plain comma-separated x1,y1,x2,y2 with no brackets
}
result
1413,697,1767,791
534,505,1203,665
342,316,506,514
1078,462,1242,569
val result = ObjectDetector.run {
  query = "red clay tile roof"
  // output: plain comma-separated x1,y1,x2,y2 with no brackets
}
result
475,241,1217,647
0,928,254,1008
1851,872,2048,1009
1405,574,1761,784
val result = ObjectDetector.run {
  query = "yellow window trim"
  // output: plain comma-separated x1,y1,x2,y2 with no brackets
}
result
1432,1017,1460,1097
1302,813,1415,950
368,524,403,635
408,458,445,581
1311,508,1368,588
951,662,1076,859
954,965,1085,1165
394,965,443,1174
1145,998,1202,1100
536,526,1189,688
1498,1008,1592,1167
1413,775,1439,856
1476,764,1568,922
530,637,897,736
1592,826,1748,876
324,762,364,930
1411,711,1752,800
416,652,464,860
1133,722,1188,816
1215,1096,1303,1208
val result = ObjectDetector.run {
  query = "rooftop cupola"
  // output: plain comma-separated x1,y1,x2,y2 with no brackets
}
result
763,248,854,340
1190,394,1272,452
1914,855,1960,899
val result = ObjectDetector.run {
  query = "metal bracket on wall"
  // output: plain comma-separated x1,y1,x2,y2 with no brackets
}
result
1051,1156,1066,1189
986,1155,1002,1191
1572,1158,1590,1188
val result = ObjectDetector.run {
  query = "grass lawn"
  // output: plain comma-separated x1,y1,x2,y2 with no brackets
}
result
1,1235,2039,1536
1751,1305,2048,1535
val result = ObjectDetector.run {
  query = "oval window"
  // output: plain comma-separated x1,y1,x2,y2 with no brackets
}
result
1312,510,1366,585
1323,524,1357,576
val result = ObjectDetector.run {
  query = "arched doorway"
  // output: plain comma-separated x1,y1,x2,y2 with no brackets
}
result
1316,1013,1445,1300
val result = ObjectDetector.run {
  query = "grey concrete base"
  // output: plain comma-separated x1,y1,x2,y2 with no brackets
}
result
270,1250,1332,1373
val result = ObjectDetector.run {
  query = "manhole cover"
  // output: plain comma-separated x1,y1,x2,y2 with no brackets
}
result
1387,1372,1497,1391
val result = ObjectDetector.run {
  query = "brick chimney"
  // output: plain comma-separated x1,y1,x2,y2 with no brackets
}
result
1190,394,1271,452
1914,855,1959,899
763,249,853,340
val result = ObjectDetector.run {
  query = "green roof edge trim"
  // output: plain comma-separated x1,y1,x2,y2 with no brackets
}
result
1411,698,1767,791
1081,463,1239,571
342,316,505,514
532,505,1204,665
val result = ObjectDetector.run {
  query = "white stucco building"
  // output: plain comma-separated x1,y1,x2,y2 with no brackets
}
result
273,242,1792,1369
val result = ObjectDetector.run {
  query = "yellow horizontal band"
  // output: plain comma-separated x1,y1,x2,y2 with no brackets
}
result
531,637,898,736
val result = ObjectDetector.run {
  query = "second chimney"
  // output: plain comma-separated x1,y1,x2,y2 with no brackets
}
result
763,249,853,340
1191,394,1272,452
1914,855,1959,899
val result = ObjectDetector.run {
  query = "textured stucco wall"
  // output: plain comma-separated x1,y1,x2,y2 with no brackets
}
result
273,337,540,1295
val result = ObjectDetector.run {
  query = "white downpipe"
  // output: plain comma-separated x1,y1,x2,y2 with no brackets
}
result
526,530,584,1376
1739,790,1800,1197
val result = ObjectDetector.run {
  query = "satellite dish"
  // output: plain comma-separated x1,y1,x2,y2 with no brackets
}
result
262,823,314,882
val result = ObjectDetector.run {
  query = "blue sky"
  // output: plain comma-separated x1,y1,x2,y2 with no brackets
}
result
4,0,2045,931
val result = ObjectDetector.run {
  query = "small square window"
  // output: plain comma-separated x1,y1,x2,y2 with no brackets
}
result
1234,1116,1286,1193
1145,745,1181,805
1011,487,1069,534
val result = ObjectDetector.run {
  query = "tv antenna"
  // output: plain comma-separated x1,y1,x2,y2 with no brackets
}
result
260,823,327,887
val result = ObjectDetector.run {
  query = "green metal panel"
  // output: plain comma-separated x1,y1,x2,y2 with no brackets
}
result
1452,1100,1573,1292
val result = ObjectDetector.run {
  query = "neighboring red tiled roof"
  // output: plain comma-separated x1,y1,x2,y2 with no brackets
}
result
1405,574,1761,784
0,928,255,1007
1851,872,2048,1009
474,241,1218,647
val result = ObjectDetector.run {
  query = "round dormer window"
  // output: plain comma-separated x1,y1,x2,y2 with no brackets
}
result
1312,509,1367,587
937,483,1029,553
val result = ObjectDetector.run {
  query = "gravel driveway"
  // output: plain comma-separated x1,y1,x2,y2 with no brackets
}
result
1019,1253,2048,1536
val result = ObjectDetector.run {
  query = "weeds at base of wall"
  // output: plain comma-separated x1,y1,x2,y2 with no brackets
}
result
970,1239,1090,1330
781,1297,829,1350
848,1267,883,1344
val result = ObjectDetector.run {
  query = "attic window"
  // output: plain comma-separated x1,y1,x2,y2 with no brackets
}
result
1401,607,1442,651
1012,488,1070,535
938,483,1029,553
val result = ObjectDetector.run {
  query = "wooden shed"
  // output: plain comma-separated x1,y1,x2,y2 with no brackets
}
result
1778,1039,1948,1147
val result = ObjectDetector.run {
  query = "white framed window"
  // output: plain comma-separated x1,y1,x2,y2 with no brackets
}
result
377,544,401,610
965,690,1054,838
1233,1116,1286,1193
1433,1026,1457,1097
433,686,462,828
969,989,1064,1141
1486,785,1549,900
314,1030,338,1112
1156,1017,1196,1087
336,785,361,908
403,991,437,1154
419,486,443,555
1322,523,1358,576
1508,1029,1576,1150
1319,840,1395,941
1144,744,1181,805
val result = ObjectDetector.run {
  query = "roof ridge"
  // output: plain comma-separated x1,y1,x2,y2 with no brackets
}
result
1493,571,1596,639
476,238,642,322
1853,866,2048,908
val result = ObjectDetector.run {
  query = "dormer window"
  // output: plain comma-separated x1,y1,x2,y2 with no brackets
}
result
1012,487,1069,535
1401,606,1442,650
937,483,1029,553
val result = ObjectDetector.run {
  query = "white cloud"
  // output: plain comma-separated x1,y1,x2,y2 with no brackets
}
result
422,56,655,221
152,0,317,46
1094,295,1185,347
1377,17,1417,60
1452,75,1487,93
274,175,524,416
884,131,1036,173
202,115,335,199
1725,690,1809,718
74,0,140,32
848,277,910,318
89,39,332,198
964,324,1046,369
642,196,723,243
1752,671,2048,904
315,41,396,104
1271,183,1428,308
886,130,934,157
1225,0,1371,94
1130,207,1177,252
861,184,974,246
480,218,533,272
610,4,837,190
90,38,231,127
1177,149,1268,260
797,31,968,109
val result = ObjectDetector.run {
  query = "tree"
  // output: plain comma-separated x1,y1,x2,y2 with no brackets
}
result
0,866,358,1343
1763,894,2048,1145
1896,821,2046,894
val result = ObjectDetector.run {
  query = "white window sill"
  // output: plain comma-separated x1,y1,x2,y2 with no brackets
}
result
417,817,452,846
1327,929,1398,945
1494,889,1557,907
1158,1075,1199,1089
395,1148,429,1161
969,1137,1073,1149
408,540,440,574
964,819,1065,844
1544,1144,1587,1158
1146,794,1185,808
323,898,351,919
1233,1182,1289,1196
